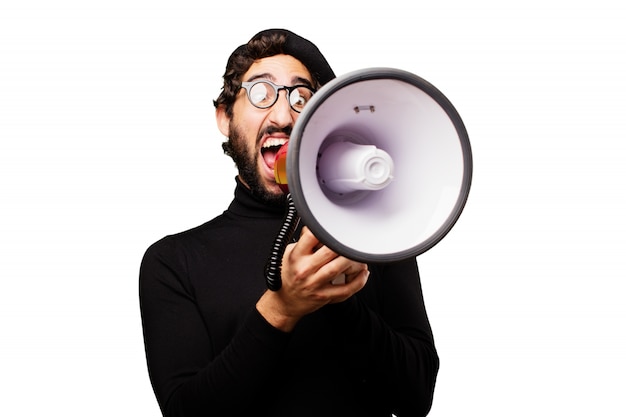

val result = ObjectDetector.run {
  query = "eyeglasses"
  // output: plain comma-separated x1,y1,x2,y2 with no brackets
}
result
240,79,316,113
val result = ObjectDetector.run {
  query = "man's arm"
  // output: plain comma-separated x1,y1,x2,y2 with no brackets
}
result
329,258,440,416
139,237,290,416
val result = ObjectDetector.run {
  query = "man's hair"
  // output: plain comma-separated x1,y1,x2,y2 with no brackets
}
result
213,29,334,117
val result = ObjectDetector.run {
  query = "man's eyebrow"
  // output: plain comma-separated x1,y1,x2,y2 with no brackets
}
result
292,76,314,88
245,73,273,83
244,73,314,87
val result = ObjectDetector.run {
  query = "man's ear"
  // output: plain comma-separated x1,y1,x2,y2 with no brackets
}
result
215,105,230,137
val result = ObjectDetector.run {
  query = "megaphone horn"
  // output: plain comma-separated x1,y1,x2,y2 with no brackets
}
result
265,67,472,291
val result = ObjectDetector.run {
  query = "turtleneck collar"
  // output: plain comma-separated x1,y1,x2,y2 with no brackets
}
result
227,177,287,218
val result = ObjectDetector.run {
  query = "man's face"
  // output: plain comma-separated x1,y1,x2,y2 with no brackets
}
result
217,54,314,205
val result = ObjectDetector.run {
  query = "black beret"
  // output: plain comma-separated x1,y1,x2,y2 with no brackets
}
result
233,28,336,86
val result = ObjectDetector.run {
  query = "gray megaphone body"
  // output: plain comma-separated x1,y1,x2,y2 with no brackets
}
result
265,67,472,291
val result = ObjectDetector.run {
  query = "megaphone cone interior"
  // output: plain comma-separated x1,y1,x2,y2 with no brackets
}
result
284,68,472,263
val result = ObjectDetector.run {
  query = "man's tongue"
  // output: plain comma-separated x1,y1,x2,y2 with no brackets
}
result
263,147,279,170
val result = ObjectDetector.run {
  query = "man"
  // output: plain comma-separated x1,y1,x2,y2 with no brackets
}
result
139,29,439,416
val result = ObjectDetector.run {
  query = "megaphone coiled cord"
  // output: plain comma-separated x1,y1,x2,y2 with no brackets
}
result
265,193,300,291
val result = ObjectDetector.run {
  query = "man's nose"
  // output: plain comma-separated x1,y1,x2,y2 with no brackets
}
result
268,90,296,127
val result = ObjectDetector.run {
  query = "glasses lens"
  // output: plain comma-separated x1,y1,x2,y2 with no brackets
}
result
289,87,314,111
248,82,276,108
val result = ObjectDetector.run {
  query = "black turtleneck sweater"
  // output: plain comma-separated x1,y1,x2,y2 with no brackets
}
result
139,178,439,417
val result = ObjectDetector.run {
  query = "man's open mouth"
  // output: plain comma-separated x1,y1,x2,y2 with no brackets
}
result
261,137,288,170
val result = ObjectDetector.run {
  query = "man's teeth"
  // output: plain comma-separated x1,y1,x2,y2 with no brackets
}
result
262,138,288,149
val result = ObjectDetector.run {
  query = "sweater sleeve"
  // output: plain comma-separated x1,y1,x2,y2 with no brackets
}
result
328,258,439,417
139,237,291,416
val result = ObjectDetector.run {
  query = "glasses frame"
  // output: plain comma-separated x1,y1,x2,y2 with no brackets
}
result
240,79,317,113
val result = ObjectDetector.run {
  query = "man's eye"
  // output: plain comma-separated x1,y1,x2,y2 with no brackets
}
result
290,91,306,107
250,86,269,104
290,88,312,108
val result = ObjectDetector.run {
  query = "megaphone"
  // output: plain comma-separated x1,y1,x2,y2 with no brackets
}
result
266,67,472,290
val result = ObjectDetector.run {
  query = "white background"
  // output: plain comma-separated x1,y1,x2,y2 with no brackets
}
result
1,1,624,415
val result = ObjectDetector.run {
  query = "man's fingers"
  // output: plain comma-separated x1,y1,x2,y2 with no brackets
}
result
291,226,320,255
292,227,338,265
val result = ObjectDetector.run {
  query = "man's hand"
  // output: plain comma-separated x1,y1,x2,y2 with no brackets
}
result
256,227,369,332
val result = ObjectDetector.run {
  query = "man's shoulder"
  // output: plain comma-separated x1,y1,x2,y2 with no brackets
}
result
143,211,232,255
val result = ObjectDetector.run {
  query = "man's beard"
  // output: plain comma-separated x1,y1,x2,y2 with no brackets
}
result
222,123,288,207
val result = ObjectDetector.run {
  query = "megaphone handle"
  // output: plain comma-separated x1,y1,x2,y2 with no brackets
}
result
265,193,300,291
